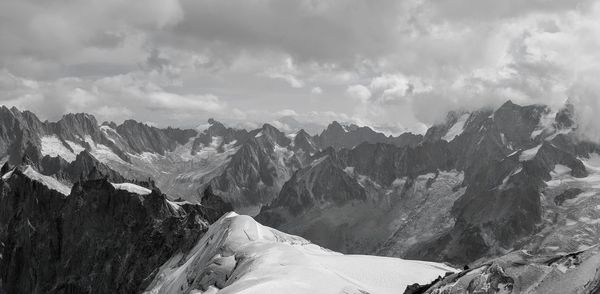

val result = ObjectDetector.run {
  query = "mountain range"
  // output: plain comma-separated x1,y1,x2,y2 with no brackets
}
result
2,100,600,293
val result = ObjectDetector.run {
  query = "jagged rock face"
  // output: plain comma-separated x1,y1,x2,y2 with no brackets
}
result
254,123,292,147
191,119,249,155
199,186,235,223
0,171,230,294
208,125,301,214
340,140,453,187
62,150,126,182
257,141,464,254
116,120,196,155
395,101,595,264
423,111,471,143
0,169,67,294
47,113,102,143
392,132,424,148
555,103,576,129
419,247,600,294
318,121,423,149
0,107,131,166
292,129,318,154
271,152,366,216
49,113,130,162
0,106,44,164
38,150,125,183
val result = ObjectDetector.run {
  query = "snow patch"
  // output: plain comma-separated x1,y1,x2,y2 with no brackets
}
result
531,129,544,139
547,154,600,188
310,155,329,167
22,166,72,196
551,165,572,177
84,135,127,164
442,113,469,142
499,166,523,190
41,135,84,162
111,183,152,195
545,128,573,141
343,166,355,176
2,169,14,180
519,144,543,162
531,109,558,139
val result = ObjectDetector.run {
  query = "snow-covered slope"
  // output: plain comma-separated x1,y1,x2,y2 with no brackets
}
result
422,246,600,294
442,113,469,142
146,213,455,294
111,182,152,195
22,165,72,196
515,153,600,255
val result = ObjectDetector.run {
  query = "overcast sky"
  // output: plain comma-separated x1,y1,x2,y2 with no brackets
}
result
1,0,599,135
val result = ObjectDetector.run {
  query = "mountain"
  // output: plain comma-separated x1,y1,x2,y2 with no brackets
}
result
145,212,456,294
256,140,458,254
0,107,291,211
0,106,429,216
3,100,600,293
271,115,326,135
258,100,600,266
0,163,232,294
317,121,423,149
409,246,600,293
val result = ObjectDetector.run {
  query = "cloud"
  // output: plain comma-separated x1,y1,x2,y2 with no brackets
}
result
0,69,226,126
263,57,305,88
275,109,299,117
567,70,600,143
311,87,323,95
346,85,371,103
0,0,599,136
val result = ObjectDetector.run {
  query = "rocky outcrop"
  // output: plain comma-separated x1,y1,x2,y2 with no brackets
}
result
265,149,366,218
191,118,249,155
0,167,229,294
292,129,318,154
208,124,300,212
0,106,45,165
418,247,600,293
199,186,234,223
318,121,423,149
115,120,196,155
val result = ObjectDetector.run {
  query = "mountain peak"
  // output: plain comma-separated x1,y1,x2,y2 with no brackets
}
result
496,99,519,112
60,112,99,127
296,128,310,137
101,121,118,129
327,121,345,131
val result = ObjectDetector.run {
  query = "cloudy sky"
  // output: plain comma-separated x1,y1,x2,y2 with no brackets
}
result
1,0,599,135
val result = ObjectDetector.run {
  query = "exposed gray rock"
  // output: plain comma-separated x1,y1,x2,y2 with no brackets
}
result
0,166,230,294
318,121,422,149
419,247,600,294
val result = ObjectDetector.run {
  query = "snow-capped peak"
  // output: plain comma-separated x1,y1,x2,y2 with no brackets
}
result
145,213,455,294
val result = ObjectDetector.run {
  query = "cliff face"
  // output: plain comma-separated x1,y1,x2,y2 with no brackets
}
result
0,167,231,294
